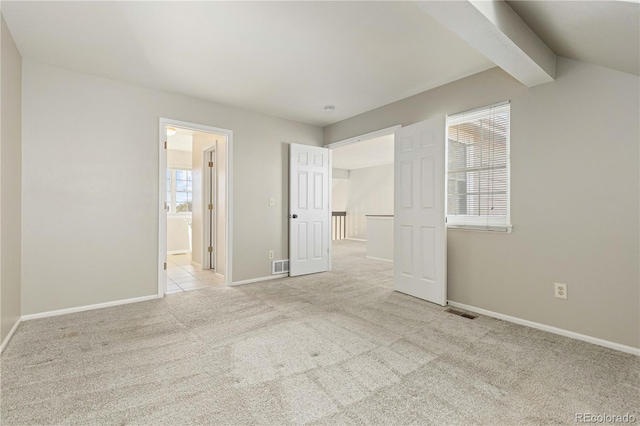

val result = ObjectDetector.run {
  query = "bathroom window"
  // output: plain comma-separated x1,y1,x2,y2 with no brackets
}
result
167,168,193,214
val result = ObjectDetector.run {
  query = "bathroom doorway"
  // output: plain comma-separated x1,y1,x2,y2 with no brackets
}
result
159,119,233,296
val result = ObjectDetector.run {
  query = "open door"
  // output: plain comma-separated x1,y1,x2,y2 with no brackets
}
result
206,150,215,269
289,143,330,277
394,117,447,305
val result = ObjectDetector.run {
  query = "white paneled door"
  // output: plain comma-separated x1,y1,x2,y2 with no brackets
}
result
394,117,447,305
289,143,330,277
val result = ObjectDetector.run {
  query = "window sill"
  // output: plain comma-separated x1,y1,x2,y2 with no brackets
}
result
446,224,512,234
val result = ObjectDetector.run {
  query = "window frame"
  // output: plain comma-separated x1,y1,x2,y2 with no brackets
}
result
166,166,193,218
445,101,512,233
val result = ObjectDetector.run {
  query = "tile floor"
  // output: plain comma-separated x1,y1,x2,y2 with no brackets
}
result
166,252,224,293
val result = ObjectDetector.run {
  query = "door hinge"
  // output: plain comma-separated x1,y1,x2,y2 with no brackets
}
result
208,204,213,210
208,247,213,253
163,262,167,270
164,141,167,149
208,161,214,168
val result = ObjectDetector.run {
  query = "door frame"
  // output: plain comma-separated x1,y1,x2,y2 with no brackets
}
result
202,146,216,270
324,125,401,150
158,118,234,296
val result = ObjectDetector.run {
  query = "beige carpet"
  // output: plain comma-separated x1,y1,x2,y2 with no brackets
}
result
1,240,638,425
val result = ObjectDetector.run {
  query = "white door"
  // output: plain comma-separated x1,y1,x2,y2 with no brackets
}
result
394,117,447,305
289,143,330,277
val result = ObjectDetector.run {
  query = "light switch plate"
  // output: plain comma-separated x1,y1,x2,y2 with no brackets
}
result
269,197,275,207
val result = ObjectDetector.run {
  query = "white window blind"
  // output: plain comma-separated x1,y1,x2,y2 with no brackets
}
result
446,102,511,232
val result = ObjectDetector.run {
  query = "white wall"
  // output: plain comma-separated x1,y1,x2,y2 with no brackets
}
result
0,15,22,344
21,60,323,315
324,57,640,349
332,168,349,220
331,179,348,211
167,149,191,168
346,164,394,240
167,149,192,254
332,168,349,180
167,218,190,253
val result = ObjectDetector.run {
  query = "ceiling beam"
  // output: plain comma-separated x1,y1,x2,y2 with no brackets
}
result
417,0,556,87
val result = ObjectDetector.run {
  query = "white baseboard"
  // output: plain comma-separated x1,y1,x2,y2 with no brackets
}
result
345,238,367,242
215,272,225,280
167,250,190,255
365,256,394,263
1,318,22,354
191,261,202,268
232,273,288,286
447,301,640,356
21,295,161,321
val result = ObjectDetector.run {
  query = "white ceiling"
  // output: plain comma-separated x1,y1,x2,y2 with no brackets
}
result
1,1,494,127
167,128,193,153
3,1,637,128
507,0,639,76
331,134,394,171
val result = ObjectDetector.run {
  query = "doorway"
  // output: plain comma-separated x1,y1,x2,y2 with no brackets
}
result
326,121,447,307
158,118,233,296
326,126,398,270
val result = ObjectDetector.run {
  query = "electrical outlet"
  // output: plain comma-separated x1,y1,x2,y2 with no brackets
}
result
269,197,275,207
554,283,568,299
268,250,274,260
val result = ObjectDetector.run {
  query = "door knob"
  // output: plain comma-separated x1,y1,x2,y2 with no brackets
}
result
292,214,298,219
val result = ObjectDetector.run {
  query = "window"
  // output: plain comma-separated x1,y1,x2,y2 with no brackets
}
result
166,168,193,214
446,102,511,232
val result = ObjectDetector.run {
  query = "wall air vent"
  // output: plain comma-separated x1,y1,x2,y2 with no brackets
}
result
272,259,290,275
